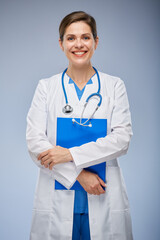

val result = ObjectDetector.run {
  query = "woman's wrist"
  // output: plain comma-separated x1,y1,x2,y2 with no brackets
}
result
66,149,74,162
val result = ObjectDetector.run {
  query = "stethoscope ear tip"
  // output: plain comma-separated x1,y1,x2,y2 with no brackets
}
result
72,118,92,127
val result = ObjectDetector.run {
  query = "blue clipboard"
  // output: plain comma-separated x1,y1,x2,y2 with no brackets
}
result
55,117,107,190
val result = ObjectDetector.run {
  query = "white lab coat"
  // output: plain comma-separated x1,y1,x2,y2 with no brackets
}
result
26,71,133,240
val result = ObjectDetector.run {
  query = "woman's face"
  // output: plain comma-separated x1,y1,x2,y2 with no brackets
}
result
59,21,99,68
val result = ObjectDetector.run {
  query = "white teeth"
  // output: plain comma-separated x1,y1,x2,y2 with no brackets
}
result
74,52,85,55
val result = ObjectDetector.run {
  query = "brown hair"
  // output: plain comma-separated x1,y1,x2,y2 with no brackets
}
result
59,11,97,41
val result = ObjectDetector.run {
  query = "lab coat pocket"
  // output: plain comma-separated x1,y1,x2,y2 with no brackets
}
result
108,167,133,239
33,170,53,211
111,209,133,240
30,209,51,240
107,166,129,210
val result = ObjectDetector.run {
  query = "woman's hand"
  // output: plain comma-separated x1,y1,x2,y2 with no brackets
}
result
38,146,73,170
77,170,107,195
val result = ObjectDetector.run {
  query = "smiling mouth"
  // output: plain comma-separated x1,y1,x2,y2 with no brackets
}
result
72,51,87,56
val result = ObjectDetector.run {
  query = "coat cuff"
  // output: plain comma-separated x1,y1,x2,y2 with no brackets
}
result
69,147,82,168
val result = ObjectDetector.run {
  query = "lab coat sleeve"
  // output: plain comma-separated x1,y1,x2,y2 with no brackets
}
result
26,80,82,189
69,79,133,169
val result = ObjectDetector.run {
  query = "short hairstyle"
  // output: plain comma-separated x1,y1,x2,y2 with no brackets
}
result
59,11,97,41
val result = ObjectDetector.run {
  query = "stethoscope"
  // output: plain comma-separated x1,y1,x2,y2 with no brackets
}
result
62,67,102,127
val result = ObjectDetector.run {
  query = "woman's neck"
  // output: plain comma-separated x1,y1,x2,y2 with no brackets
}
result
66,63,95,90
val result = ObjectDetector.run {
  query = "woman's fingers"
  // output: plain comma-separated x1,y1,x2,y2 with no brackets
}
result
37,146,73,168
91,183,105,195
43,158,53,167
77,170,106,195
98,176,107,188
90,176,106,195
49,162,55,170
38,150,49,160
40,155,49,164
97,185,105,194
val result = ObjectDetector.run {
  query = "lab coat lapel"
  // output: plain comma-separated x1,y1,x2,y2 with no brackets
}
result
69,73,98,105
63,73,99,119
64,74,79,105
81,74,98,104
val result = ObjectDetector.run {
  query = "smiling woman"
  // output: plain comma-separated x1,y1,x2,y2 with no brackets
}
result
26,11,133,240
59,21,98,76
59,20,99,90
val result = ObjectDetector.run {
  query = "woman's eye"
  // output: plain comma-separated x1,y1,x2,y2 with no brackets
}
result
68,37,74,41
83,36,89,40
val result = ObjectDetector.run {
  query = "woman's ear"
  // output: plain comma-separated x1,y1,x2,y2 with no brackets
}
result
59,38,64,51
94,36,99,50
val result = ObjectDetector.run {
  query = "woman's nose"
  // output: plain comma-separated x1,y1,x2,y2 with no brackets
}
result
75,38,83,48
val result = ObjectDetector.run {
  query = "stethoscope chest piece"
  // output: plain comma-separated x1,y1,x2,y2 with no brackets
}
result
62,104,73,114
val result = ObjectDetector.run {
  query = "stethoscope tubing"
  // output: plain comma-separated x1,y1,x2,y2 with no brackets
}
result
62,67,101,104
92,67,100,94
61,67,102,126
61,68,68,104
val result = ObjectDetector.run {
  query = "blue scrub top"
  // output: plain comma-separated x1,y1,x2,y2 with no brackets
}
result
68,77,93,214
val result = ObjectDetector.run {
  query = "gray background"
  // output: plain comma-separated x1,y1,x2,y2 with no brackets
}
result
0,0,160,239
